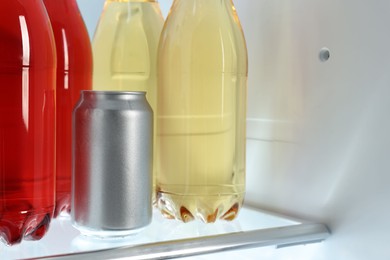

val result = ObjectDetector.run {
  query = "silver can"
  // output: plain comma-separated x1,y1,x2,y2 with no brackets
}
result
72,91,153,237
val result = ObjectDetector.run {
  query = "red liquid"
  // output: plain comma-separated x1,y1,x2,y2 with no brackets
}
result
0,1,56,245
43,0,93,217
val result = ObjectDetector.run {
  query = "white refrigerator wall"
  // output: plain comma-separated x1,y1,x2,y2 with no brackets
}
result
76,1,390,259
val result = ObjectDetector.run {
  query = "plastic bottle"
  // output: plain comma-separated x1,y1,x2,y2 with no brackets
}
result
93,0,164,202
43,0,93,218
0,0,56,245
156,0,248,223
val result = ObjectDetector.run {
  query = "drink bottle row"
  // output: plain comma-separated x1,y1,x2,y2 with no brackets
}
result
0,0,247,245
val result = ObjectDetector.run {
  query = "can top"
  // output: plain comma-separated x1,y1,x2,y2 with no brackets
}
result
80,90,147,101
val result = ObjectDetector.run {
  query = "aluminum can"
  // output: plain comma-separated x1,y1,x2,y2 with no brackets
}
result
72,91,153,237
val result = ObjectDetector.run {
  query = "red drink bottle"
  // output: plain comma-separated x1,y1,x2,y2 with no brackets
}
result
43,0,93,217
0,0,56,245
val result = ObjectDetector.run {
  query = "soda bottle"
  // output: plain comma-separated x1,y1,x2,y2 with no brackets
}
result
43,0,93,218
93,0,164,203
0,0,56,245
156,0,248,223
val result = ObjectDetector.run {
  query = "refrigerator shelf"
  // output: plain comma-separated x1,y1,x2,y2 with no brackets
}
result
2,206,330,260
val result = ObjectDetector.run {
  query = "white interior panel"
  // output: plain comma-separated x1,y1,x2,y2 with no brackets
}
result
238,0,390,259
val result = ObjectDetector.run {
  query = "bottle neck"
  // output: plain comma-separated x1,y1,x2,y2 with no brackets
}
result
43,0,82,16
171,0,234,13
173,0,232,5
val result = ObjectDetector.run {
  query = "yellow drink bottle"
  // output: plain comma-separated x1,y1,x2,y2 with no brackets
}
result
157,0,248,223
93,0,164,202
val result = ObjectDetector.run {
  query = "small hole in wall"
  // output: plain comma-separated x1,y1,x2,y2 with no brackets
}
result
319,47,330,62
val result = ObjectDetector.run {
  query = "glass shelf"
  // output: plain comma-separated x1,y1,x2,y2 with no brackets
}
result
1,206,330,260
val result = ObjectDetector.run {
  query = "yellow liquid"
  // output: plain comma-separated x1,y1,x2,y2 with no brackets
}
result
92,0,163,202
157,0,248,223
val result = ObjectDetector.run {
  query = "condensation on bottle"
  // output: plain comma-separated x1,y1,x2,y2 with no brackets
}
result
156,0,248,223
0,0,56,245
43,0,93,218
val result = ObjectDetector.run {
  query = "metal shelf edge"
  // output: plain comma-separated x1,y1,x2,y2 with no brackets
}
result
36,223,330,260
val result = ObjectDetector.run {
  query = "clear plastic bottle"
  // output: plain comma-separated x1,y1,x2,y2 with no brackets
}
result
156,0,248,223
93,0,164,202
0,0,56,245
43,0,93,218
